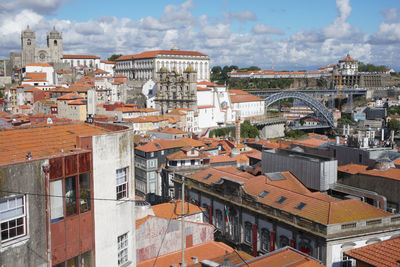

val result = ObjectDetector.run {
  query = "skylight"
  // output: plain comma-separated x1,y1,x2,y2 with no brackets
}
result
276,196,287,204
259,191,269,198
154,143,161,149
204,173,212,180
295,202,307,210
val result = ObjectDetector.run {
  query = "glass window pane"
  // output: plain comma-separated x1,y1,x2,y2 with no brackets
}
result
79,173,91,213
50,180,64,222
65,177,77,216
67,256,79,267
81,251,92,267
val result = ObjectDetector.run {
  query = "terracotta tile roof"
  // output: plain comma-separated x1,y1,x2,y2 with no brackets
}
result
338,164,400,181
25,88,42,92
137,241,235,267
154,127,187,134
229,89,264,103
152,200,204,220
179,137,205,148
115,55,135,61
25,63,52,67
100,60,115,64
68,99,87,105
237,247,324,267
62,55,100,59
209,155,236,164
197,81,215,86
344,237,400,267
197,87,212,91
132,50,208,60
0,123,110,165
25,72,46,80
198,105,214,109
246,150,262,160
187,166,391,225
57,93,84,101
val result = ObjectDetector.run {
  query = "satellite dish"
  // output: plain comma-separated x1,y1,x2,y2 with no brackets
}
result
47,117,53,124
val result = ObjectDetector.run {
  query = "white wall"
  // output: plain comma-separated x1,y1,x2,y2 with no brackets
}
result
92,131,136,267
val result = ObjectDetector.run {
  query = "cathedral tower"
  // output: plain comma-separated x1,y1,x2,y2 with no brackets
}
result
47,26,63,64
21,25,36,66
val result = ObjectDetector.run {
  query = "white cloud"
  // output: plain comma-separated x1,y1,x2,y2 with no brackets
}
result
381,8,398,23
227,10,257,23
252,24,284,35
0,0,400,70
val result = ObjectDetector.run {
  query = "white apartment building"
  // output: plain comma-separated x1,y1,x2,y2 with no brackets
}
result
116,47,210,82
62,55,101,68
229,89,265,119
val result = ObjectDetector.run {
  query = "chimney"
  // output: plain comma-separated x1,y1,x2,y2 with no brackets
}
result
235,116,241,145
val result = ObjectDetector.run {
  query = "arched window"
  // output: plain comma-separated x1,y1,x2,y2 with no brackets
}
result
244,222,252,244
54,40,57,46
298,238,313,255
279,235,289,248
27,39,31,45
260,228,270,251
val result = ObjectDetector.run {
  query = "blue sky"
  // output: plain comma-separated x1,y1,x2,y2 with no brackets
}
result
1,0,400,70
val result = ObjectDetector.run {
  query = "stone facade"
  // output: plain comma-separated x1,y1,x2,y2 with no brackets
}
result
11,26,63,69
155,66,197,114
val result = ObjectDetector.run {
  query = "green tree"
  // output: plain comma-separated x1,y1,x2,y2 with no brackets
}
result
389,119,400,134
358,62,387,72
240,120,260,138
108,54,123,61
211,66,222,74
247,66,260,71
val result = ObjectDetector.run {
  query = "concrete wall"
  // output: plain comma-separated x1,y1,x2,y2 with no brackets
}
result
260,123,285,139
92,130,136,267
0,159,49,267
136,216,214,263
262,149,337,191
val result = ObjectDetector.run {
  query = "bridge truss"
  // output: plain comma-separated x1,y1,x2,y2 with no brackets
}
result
265,91,335,128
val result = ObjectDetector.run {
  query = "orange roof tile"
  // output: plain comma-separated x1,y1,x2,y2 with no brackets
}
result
229,90,264,103
237,247,324,267
132,50,208,60
25,63,52,67
137,241,235,267
25,72,46,80
344,237,400,267
197,87,212,91
198,105,214,109
62,55,100,59
186,166,391,225
0,123,110,165
197,81,215,86
152,200,204,220
57,93,84,101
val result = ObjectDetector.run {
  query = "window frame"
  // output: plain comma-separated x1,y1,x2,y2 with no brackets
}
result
244,221,252,244
260,228,270,252
118,232,129,266
116,167,128,200
0,195,27,244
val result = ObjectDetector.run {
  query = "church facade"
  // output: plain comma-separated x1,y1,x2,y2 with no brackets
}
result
10,26,63,69
155,66,197,114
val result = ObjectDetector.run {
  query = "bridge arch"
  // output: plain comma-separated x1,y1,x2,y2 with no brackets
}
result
265,91,334,128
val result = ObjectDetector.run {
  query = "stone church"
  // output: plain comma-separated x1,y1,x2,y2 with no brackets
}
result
155,66,197,114
10,26,63,69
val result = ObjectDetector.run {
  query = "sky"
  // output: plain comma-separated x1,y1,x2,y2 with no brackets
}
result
0,0,400,70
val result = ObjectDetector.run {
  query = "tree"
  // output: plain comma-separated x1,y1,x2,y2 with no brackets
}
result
389,119,400,134
358,62,387,72
247,66,260,71
211,66,222,74
240,120,260,138
108,54,123,61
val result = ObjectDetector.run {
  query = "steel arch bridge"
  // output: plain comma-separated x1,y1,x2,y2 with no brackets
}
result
265,91,334,128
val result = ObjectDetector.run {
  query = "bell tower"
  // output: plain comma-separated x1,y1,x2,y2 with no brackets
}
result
21,25,36,66
47,26,63,63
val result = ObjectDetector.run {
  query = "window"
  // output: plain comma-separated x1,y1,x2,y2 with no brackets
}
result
50,180,64,222
280,235,289,248
261,228,270,251
1,195,26,242
116,167,128,200
276,196,287,204
79,173,91,213
118,233,129,266
244,222,252,244
65,176,77,216
215,209,223,229
27,39,31,45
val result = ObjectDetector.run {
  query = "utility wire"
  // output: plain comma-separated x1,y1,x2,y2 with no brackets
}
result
0,190,136,202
